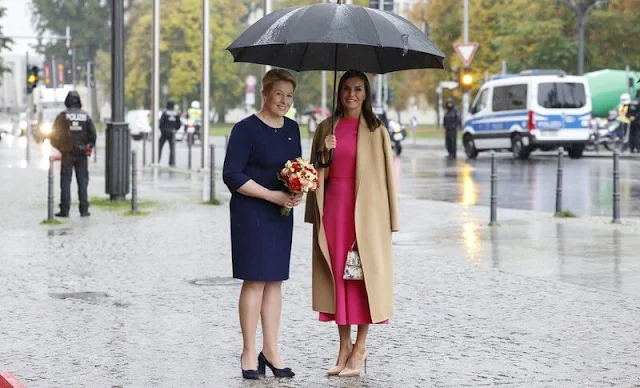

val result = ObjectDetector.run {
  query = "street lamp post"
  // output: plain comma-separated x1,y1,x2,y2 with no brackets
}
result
152,0,160,165
557,0,608,75
202,0,210,169
105,0,130,201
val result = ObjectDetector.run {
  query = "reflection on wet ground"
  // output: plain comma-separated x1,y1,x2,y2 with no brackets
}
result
396,198,640,295
395,151,640,218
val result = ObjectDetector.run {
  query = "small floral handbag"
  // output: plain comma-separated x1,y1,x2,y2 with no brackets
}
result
343,241,363,280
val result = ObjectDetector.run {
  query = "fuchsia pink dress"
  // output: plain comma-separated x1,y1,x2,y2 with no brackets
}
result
319,118,385,325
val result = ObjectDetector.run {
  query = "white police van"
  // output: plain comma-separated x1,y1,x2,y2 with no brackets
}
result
462,70,592,160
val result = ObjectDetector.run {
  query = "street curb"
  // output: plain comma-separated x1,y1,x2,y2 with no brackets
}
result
0,372,25,388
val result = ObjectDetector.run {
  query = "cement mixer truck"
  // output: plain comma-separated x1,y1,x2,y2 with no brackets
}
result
584,69,640,117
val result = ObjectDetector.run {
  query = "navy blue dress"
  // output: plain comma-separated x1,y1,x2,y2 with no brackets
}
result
223,114,302,281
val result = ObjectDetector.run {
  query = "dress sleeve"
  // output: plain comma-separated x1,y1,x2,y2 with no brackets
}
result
223,121,253,192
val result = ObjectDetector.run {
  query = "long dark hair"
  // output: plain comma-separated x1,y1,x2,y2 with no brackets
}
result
334,69,382,132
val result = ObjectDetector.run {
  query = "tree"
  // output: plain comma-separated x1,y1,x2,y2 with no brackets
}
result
30,1,111,71
0,5,13,77
124,0,248,121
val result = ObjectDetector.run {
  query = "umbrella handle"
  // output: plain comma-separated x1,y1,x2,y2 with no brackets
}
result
316,148,334,167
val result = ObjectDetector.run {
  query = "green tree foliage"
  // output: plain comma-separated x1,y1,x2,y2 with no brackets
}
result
124,0,247,121
0,4,13,77
405,0,640,106
29,0,117,69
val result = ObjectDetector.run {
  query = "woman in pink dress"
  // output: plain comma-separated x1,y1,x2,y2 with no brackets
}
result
305,70,399,377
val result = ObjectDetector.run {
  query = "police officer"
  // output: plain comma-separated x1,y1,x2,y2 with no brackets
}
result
158,100,181,166
187,100,202,142
50,91,97,217
618,93,632,151
443,98,460,158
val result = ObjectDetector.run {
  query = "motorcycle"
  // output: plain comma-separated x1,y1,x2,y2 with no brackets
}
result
587,109,624,152
387,119,406,156
185,118,201,145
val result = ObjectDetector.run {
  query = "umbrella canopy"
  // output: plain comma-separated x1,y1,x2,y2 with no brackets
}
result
227,2,445,74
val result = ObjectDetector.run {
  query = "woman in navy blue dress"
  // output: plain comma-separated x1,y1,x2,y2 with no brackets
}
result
223,69,302,380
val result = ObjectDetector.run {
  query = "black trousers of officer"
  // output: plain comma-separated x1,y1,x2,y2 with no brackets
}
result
60,153,89,214
158,130,176,166
445,127,457,157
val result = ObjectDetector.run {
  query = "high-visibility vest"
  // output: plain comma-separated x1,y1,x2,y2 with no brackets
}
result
619,104,630,124
188,108,202,121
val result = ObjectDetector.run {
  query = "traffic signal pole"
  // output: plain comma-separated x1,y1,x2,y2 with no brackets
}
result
462,0,470,124
25,51,30,163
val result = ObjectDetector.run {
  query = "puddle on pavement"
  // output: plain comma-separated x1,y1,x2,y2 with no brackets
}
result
188,277,240,286
48,291,109,300
47,228,73,237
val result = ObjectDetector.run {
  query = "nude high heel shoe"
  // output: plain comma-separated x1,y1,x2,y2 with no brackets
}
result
327,345,353,376
338,350,367,377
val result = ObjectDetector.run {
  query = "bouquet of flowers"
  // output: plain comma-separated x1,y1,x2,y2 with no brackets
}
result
278,157,319,216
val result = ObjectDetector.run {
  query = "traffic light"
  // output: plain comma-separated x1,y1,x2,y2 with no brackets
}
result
387,86,395,104
460,68,473,92
26,66,39,94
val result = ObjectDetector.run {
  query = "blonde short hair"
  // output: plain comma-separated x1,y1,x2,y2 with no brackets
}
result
262,68,297,94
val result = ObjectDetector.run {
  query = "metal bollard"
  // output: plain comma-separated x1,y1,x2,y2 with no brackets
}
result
209,144,216,202
131,150,138,214
224,134,229,151
142,137,147,166
612,150,621,224
489,151,498,226
188,137,193,170
26,126,31,162
94,141,98,163
555,147,564,216
47,156,55,221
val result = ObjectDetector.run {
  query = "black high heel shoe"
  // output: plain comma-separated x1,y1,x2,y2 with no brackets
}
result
241,358,260,380
258,351,295,378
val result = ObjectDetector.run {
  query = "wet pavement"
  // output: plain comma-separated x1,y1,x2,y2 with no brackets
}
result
397,144,640,219
1,135,640,387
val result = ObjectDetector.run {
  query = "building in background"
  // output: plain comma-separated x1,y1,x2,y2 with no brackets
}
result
0,54,28,113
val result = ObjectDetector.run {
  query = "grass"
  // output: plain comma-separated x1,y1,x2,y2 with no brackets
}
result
90,197,157,216
90,196,157,209
209,122,443,140
40,219,63,225
555,210,577,218
202,198,223,206
124,210,150,216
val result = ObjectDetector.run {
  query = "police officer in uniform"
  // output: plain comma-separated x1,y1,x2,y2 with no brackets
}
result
443,98,460,158
158,99,181,166
50,91,97,217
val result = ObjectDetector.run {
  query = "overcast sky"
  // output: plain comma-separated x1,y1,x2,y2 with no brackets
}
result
2,0,39,56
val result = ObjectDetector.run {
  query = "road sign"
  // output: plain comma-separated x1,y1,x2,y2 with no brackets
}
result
454,43,479,67
246,75,257,87
440,81,459,90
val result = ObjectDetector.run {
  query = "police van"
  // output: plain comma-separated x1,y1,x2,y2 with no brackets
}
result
462,70,592,160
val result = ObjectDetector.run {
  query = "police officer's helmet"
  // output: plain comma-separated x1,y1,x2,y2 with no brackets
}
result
620,93,631,105
191,101,201,109
166,100,175,110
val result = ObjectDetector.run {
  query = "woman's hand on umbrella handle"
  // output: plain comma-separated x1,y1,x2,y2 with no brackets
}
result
324,134,337,151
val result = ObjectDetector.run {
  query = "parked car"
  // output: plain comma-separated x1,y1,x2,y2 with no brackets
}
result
35,107,63,142
462,70,592,160
0,112,13,141
126,109,151,140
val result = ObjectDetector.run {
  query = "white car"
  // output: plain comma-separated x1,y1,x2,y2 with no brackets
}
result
126,110,151,140
0,113,13,141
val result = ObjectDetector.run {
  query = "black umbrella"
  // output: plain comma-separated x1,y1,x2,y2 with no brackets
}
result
227,1,445,166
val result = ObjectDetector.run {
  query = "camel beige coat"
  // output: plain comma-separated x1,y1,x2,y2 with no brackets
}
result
304,116,399,323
